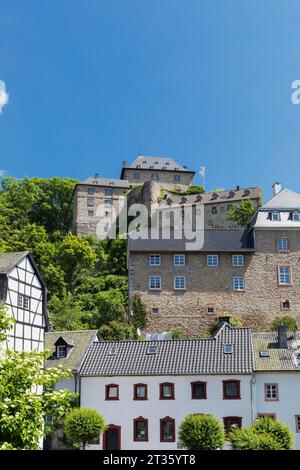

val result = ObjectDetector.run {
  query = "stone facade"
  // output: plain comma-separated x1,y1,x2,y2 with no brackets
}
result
128,228,300,338
121,167,194,190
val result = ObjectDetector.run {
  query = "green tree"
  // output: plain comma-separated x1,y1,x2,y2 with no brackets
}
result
0,306,76,450
179,414,225,450
99,321,136,340
132,295,149,329
64,408,106,450
48,293,89,331
272,316,298,332
228,200,256,227
252,417,293,450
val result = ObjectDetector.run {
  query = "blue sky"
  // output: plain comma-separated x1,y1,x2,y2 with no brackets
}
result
1,0,300,200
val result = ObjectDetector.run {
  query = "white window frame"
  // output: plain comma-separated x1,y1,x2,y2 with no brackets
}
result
292,212,300,221
207,255,219,267
173,254,185,266
104,199,112,208
17,294,24,308
174,276,186,290
233,276,245,291
88,210,94,217
278,238,289,252
232,255,244,267
265,384,278,401
57,345,67,359
149,254,161,266
105,188,113,196
278,266,291,285
149,276,161,290
87,198,94,206
271,211,280,221
87,187,95,195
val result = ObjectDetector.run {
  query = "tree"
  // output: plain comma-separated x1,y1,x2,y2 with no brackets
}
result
252,417,293,450
228,200,256,227
99,321,136,340
64,408,106,450
179,414,225,450
132,295,149,329
272,316,298,332
48,293,89,331
0,306,76,449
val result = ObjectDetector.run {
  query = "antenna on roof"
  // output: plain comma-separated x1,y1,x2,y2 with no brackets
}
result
136,144,141,156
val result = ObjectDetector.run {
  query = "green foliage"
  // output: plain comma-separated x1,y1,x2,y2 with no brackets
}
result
132,295,149,329
271,316,298,332
179,414,225,450
48,294,89,331
172,328,183,340
230,417,293,450
169,185,205,196
99,321,136,340
227,200,256,227
0,305,15,341
209,315,243,336
0,307,76,450
64,408,106,449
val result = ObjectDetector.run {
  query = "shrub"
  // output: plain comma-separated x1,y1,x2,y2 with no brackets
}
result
229,427,282,450
179,414,225,450
210,315,243,335
64,408,106,450
132,295,149,329
252,417,294,450
99,320,136,340
172,328,183,340
271,316,298,332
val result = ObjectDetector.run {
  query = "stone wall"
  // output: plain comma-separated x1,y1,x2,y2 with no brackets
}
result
122,168,194,189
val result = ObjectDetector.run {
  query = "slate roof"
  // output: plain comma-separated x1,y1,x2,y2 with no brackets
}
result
128,229,254,252
124,156,194,173
160,187,261,206
81,177,130,189
0,251,29,274
46,330,99,371
253,332,300,371
79,324,254,376
262,188,300,210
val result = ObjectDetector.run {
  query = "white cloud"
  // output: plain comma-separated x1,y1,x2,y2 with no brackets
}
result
0,81,9,113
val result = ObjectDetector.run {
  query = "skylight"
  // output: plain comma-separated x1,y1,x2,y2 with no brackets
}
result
259,351,269,358
108,346,117,356
147,345,158,355
223,344,233,354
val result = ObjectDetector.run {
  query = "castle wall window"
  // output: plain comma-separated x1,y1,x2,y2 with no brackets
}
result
133,172,140,179
211,207,217,214
149,254,161,266
191,381,207,399
104,200,112,208
174,175,181,182
207,255,219,267
278,267,291,285
152,174,159,181
207,306,215,314
105,188,113,196
174,276,186,290
173,254,185,266
233,276,245,291
87,198,94,206
88,188,95,195
160,417,175,442
149,276,161,290
232,255,244,267
151,307,160,316
223,380,241,399
281,300,290,310
88,211,94,217
134,417,148,442
278,238,289,252
265,383,279,401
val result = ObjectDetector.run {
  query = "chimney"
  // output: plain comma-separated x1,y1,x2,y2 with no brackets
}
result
278,324,288,349
236,185,240,191
219,316,230,325
272,182,282,196
94,172,100,179
123,160,127,168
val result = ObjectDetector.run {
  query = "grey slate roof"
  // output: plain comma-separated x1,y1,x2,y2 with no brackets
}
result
128,229,254,252
46,330,99,371
160,187,261,206
0,251,29,274
79,324,254,376
262,188,300,210
81,177,130,189
253,332,300,371
126,156,194,173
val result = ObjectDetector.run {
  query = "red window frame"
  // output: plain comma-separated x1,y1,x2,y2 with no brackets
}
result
160,416,176,442
223,416,242,435
105,383,119,401
159,382,175,400
191,381,207,399
133,417,148,442
133,383,148,400
222,380,241,399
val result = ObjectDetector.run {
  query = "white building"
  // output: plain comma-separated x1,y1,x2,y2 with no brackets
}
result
79,323,255,450
0,251,49,352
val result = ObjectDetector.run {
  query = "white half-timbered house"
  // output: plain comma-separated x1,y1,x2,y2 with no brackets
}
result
0,251,49,352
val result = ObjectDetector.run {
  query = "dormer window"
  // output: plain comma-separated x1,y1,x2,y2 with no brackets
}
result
243,189,250,197
54,337,74,359
229,191,235,198
136,164,141,168
271,211,280,221
56,345,67,358
292,212,300,221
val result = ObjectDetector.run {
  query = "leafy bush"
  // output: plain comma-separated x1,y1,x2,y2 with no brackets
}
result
252,417,293,450
228,200,256,227
169,185,205,196
172,328,183,340
99,321,136,340
271,316,298,332
229,427,282,450
179,414,225,450
132,295,149,329
64,408,106,450
209,315,243,335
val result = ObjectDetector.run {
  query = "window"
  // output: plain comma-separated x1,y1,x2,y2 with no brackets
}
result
223,380,241,399
257,414,276,420
174,276,186,290
133,172,140,179
134,384,148,400
105,188,112,196
207,255,219,267
104,199,112,208
232,255,244,267
17,295,23,308
296,354,300,367
265,384,279,401
295,415,300,432
233,276,245,291
105,384,119,400
134,417,148,442
56,345,66,359
149,254,161,266
87,198,94,206
160,417,175,442
160,383,175,400
191,381,207,399
211,207,218,214
278,238,289,252
271,211,280,221
281,300,290,311
292,212,300,221
223,417,242,435
88,210,94,217
151,307,160,316
207,306,215,314
149,276,161,290
88,187,95,195
174,175,181,182
147,345,157,355
224,344,233,354
152,174,159,181
24,296,30,310
87,437,100,445
173,254,185,266
278,267,291,285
